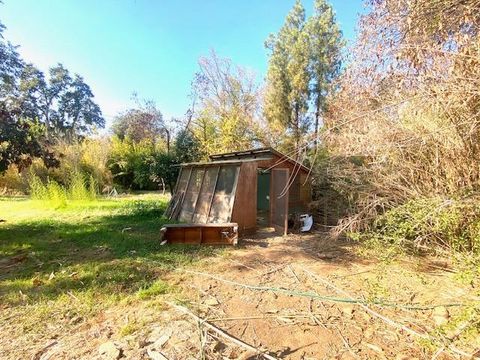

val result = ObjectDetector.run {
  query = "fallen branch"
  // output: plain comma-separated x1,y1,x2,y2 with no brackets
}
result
207,313,334,325
300,267,475,359
336,327,360,359
147,348,169,360
33,340,58,360
167,302,278,360
181,269,463,310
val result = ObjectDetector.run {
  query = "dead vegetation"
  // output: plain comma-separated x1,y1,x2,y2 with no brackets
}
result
322,0,480,237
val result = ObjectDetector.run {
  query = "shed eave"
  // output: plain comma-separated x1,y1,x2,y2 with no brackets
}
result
209,147,311,173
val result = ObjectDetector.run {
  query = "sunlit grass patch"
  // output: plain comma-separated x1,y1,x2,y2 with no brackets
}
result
137,279,171,299
0,193,221,339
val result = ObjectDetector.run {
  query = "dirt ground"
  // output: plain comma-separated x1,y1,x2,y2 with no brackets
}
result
4,230,480,360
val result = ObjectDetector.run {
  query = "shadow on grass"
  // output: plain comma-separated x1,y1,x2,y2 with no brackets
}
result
0,200,220,307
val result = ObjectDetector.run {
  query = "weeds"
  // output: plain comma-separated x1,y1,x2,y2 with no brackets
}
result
349,197,480,257
29,171,97,207
137,280,171,299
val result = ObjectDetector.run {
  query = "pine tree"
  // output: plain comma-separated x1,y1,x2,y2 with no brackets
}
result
306,0,343,148
264,0,310,155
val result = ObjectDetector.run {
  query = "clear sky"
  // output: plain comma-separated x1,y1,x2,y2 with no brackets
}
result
1,0,363,127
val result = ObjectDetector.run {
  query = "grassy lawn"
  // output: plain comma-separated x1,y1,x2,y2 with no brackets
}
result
0,194,219,336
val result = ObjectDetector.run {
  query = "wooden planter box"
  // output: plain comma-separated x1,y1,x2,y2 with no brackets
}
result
160,223,238,245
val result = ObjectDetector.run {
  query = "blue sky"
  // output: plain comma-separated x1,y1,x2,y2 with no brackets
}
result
1,0,363,127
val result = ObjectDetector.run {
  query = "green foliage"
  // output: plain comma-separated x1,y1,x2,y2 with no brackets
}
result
0,164,27,193
264,0,343,151
29,170,97,207
264,0,310,151
149,151,179,194
136,280,171,299
0,114,58,172
108,137,160,190
68,171,97,201
108,129,201,192
306,0,344,140
351,197,480,256
53,138,112,190
1,22,103,176
29,173,50,200
0,138,111,195
174,129,203,163
189,50,263,155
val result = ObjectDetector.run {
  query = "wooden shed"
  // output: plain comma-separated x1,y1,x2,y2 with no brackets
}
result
163,148,312,243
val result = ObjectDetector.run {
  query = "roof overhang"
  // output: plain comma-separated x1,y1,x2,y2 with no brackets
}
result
210,147,311,173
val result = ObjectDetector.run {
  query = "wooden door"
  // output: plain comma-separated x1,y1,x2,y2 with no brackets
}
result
271,168,289,235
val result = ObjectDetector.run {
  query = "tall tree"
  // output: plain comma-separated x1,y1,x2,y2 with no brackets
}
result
57,74,104,139
306,0,343,148
40,64,70,137
13,63,104,140
189,50,262,155
112,98,167,147
264,0,311,155
0,21,56,172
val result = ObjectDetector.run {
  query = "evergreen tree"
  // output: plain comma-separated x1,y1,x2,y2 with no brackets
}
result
306,0,343,148
264,0,310,155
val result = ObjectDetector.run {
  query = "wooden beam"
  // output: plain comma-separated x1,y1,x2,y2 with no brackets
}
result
206,166,220,222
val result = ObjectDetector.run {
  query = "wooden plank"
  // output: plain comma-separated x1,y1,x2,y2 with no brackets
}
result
171,167,192,220
184,227,202,244
231,162,257,233
206,166,221,222
168,228,185,243
190,168,207,222
162,223,238,228
162,223,238,245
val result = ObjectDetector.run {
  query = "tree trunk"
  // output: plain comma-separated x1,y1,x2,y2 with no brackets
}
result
294,103,300,159
165,129,171,154
314,97,321,151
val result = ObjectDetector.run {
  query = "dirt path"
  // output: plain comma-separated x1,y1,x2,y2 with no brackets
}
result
12,231,479,359
164,232,477,360
171,233,415,360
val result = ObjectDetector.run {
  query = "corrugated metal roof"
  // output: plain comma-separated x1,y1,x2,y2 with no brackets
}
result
179,147,311,173
179,157,270,167
210,147,310,172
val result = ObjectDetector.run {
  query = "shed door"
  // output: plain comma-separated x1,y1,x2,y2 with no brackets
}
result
271,168,289,235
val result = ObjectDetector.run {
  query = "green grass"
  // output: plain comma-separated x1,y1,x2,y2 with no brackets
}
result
0,193,220,335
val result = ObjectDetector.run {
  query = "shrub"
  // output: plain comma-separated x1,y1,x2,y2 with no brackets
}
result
68,171,97,201
28,170,97,206
108,137,172,191
29,174,49,200
0,139,112,194
0,164,27,193
52,139,112,190
350,197,480,255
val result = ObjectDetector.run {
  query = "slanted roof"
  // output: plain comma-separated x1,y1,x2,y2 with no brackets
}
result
209,147,310,173
179,158,269,167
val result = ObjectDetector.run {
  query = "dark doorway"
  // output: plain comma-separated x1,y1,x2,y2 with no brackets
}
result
257,170,270,227
271,168,289,235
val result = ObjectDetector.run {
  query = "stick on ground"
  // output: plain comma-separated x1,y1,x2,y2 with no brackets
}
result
167,301,278,360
